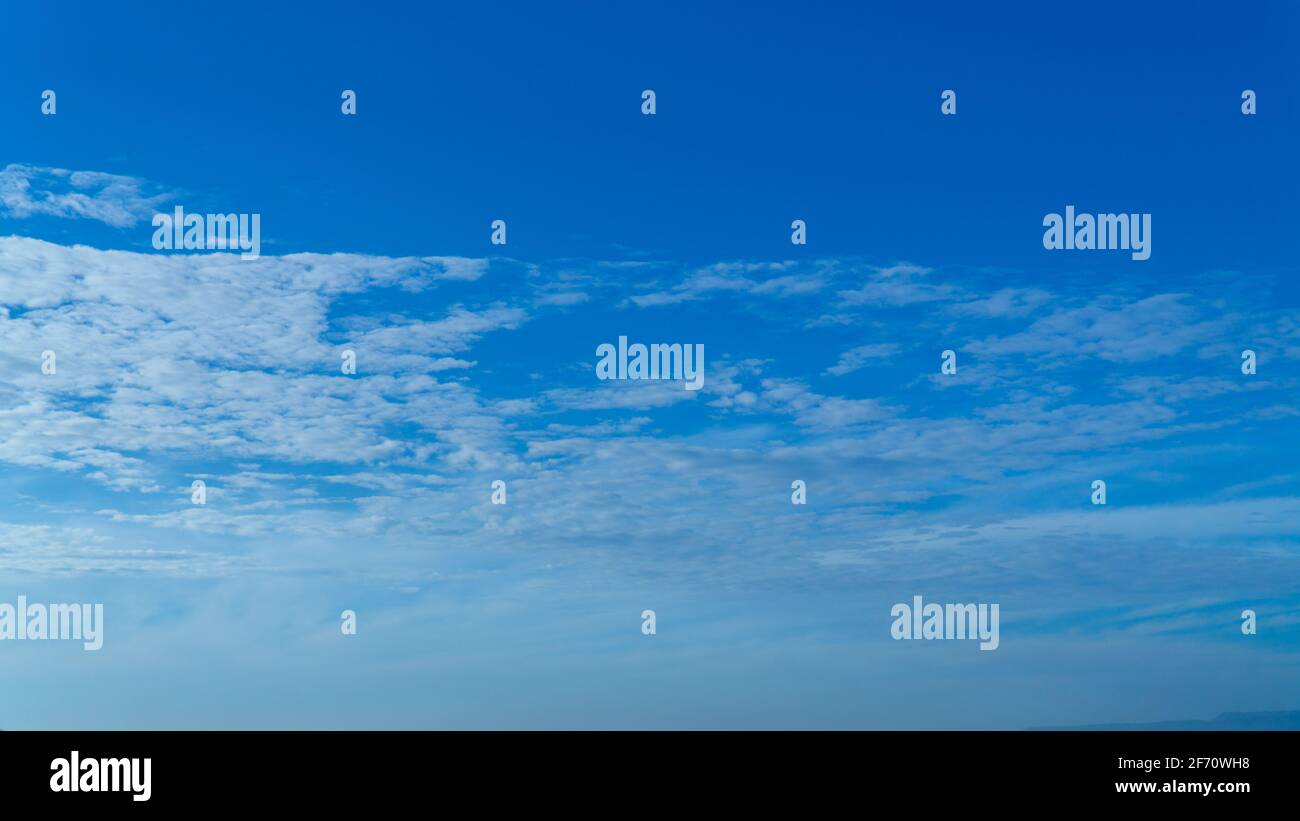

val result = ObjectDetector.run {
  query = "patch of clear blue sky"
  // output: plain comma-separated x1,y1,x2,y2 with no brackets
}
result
3,0,1295,269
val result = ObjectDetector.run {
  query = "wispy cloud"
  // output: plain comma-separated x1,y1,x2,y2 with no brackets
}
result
0,163,173,228
825,342,900,376
0,177,1296,621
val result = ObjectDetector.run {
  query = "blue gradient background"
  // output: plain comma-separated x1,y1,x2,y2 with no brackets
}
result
0,1,1297,728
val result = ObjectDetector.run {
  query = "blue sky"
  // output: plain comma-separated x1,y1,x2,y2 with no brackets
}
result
1,1,1298,728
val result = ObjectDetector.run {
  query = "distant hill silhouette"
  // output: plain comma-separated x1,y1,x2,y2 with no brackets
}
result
1032,710,1300,730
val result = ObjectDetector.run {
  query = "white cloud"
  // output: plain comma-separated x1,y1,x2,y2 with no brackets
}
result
970,293,1230,363
0,211,1295,600
835,262,959,307
949,287,1052,318
625,261,826,307
825,343,899,376
0,164,173,228
0,237,524,495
